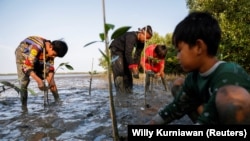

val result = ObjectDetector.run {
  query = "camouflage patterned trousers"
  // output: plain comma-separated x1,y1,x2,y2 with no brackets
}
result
15,42,30,106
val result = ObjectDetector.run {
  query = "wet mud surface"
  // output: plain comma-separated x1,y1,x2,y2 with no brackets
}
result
0,74,192,141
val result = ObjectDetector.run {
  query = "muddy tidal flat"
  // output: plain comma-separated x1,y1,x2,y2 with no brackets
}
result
0,73,192,141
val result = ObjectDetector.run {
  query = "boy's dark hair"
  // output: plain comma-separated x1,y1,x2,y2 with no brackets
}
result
139,25,153,36
154,45,167,59
51,40,68,57
172,11,221,56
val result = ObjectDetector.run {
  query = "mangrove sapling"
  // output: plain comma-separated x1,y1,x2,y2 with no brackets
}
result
88,58,94,95
0,81,36,96
84,1,130,139
43,43,47,106
84,26,129,140
43,62,74,106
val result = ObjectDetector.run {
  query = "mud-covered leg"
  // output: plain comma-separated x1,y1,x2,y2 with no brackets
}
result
20,86,28,107
161,76,168,91
124,72,133,94
20,81,29,112
52,91,59,102
115,76,125,95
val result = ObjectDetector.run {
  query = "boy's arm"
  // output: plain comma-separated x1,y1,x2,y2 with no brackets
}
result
23,46,45,90
148,91,197,124
29,71,44,90
46,72,59,100
140,56,147,71
157,60,165,78
133,43,144,65
124,35,137,66
148,75,199,125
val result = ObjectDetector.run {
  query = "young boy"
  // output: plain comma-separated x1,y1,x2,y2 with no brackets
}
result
140,44,167,91
147,11,250,124
109,25,153,94
15,36,68,108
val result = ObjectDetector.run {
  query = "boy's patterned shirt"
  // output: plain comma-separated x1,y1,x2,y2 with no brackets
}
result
17,36,54,75
158,62,250,124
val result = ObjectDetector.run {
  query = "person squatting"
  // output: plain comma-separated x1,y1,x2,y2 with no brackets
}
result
147,11,250,125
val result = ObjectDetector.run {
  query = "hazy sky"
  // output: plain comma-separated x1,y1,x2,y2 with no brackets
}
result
0,0,189,74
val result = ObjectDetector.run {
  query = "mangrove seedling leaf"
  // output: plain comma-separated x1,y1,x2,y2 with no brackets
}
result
111,26,131,40
0,81,37,96
65,64,74,70
98,48,108,62
27,88,37,96
0,81,21,93
84,41,101,47
99,23,115,41
57,62,73,70
105,23,115,34
99,33,105,41
59,62,67,67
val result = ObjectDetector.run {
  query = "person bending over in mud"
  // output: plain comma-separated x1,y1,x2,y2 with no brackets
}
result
109,25,153,94
15,36,68,110
140,44,168,92
147,11,250,125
